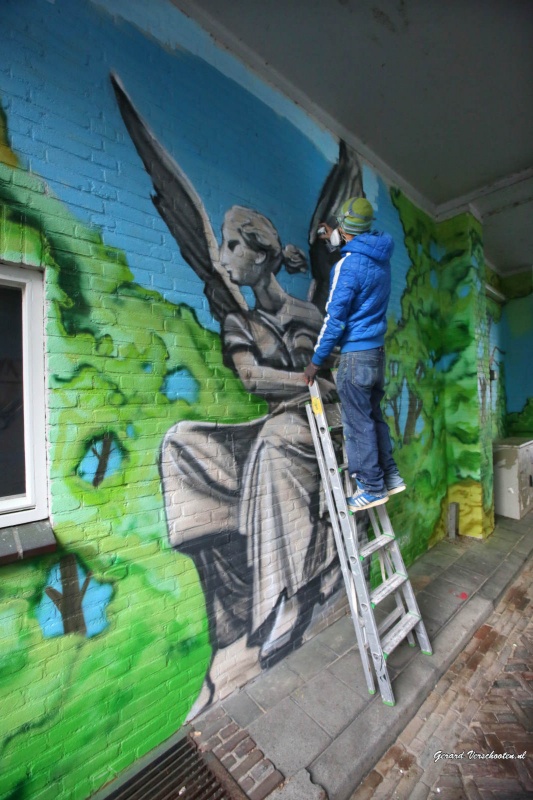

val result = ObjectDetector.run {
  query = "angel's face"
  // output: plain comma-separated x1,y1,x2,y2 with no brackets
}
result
220,221,267,287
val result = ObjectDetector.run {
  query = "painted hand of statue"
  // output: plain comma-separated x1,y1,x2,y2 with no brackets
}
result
304,362,319,386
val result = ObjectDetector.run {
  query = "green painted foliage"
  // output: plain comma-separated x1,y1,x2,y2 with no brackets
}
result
0,154,267,800
383,190,490,557
507,398,533,436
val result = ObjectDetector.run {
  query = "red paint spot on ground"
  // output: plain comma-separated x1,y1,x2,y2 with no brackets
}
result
458,592,469,600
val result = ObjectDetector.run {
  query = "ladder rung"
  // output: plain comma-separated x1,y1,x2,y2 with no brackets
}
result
359,534,395,559
381,613,421,657
377,605,404,636
370,572,407,607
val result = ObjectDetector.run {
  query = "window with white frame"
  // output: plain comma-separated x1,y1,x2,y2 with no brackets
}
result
0,263,48,528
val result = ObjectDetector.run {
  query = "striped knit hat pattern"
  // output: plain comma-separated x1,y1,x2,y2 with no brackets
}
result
336,196,374,234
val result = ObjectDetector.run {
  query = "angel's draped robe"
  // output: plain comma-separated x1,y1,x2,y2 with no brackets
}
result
160,307,340,649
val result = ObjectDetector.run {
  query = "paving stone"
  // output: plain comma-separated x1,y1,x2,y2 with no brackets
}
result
248,767,284,800
313,614,357,656
223,690,263,728
417,549,461,570
240,775,255,794
431,564,488,593
456,548,508,576
374,742,405,776
415,590,466,626
477,560,524,603
350,551,533,800
233,736,256,759
291,668,368,738
408,559,445,580
311,657,436,799
251,759,276,782
403,781,430,800
384,639,418,673
398,713,425,746
220,752,237,769
428,595,493,674
370,770,402,800
193,708,229,735
391,763,424,800
326,648,375,698
219,721,239,741
347,769,383,800
267,768,327,800
494,517,531,536
248,697,331,778
462,776,483,800
284,638,338,681
513,536,533,557
231,748,264,780
247,661,304,711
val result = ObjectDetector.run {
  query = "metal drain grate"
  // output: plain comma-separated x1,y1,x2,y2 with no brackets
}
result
104,734,248,800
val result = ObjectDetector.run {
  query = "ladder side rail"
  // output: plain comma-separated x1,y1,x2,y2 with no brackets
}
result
396,570,432,655
381,547,414,645
335,506,395,702
314,384,432,690
305,403,376,694
366,502,420,658
341,437,370,582
305,403,364,623
309,382,396,704
374,506,416,645
375,509,432,654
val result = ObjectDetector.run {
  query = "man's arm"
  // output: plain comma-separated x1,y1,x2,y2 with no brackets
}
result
311,255,358,366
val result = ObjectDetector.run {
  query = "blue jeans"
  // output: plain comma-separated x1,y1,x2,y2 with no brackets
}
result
336,348,399,494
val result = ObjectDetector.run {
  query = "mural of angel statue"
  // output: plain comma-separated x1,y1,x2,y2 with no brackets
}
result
111,73,364,694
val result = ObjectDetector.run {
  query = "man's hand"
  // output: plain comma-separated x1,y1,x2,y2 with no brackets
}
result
317,222,333,240
304,362,319,386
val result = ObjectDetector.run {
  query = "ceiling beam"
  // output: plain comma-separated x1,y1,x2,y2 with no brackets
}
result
435,168,533,221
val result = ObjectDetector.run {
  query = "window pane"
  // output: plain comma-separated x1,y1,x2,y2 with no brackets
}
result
0,286,26,498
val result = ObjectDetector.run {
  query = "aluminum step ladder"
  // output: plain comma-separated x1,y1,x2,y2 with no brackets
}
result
306,380,432,705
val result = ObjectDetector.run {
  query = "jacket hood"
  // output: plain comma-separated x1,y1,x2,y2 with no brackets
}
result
341,231,394,262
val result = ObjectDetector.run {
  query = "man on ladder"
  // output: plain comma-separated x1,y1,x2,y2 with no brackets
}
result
303,198,432,706
304,196,405,511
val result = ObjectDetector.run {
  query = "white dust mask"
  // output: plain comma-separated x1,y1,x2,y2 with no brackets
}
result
329,228,342,248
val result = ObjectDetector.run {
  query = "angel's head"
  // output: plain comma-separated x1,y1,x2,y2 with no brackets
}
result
220,206,306,287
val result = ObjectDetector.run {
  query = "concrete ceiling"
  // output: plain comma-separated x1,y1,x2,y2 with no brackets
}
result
173,0,533,276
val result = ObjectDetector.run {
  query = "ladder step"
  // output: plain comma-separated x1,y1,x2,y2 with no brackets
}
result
370,572,407,607
377,605,404,637
360,534,395,559
381,613,421,658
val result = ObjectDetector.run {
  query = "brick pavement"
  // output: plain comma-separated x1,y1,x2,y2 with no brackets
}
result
192,706,285,799
350,556,533,800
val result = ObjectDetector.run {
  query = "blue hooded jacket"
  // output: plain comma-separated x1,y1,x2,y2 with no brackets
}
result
312,231,394,366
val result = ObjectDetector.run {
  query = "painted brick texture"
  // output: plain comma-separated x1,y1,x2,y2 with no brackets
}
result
0,2,497,799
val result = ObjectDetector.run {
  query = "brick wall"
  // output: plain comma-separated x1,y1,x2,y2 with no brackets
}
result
0,1,497,798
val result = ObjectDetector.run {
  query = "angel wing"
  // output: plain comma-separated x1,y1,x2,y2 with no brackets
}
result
308,141,364,313
110,72,246,323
